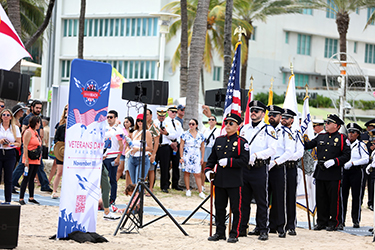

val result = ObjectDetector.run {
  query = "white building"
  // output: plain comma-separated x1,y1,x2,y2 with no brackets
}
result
40,0,375,124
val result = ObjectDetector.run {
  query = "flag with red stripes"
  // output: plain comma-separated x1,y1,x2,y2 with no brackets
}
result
244,88,253,125
0,5,31,70
220,42,242,135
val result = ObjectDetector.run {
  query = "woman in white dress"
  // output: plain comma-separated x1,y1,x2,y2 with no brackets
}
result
179,119,205,198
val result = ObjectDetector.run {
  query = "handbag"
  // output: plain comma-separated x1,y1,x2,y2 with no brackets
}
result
28,145,42,160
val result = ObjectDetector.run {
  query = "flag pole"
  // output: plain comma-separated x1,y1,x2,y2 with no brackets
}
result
301,83,312,230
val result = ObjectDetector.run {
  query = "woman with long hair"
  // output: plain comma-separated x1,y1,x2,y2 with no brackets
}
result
19,116,42,205
0,109,21,203
179,118,205,198
128,114,152,184
117,116,134,188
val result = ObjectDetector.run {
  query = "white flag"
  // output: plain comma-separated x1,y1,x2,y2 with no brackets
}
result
0,5,31,70
283,74,299,132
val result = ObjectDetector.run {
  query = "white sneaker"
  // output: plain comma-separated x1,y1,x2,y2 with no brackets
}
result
202,186,205,192
199,192,206,199
186,190,191,197
103,212,120,220
51,192,59,199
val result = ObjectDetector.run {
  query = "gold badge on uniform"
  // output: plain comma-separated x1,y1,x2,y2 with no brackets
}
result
288,134,293,140
271,130,276,138
334,138,339,142
233,141,238,146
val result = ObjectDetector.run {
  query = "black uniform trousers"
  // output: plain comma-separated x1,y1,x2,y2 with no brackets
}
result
342,167,363,224
362,171,375,207
268,165,286,233
170,144,180,188
240,165,269,233
285,166,297,230
316,179,342,228
215,186,242,238
157,144,171,190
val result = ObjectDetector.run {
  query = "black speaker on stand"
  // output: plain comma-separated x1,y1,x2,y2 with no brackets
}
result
122,80,168,105
0,205,21,249
204,88,249,109
0,69,30,102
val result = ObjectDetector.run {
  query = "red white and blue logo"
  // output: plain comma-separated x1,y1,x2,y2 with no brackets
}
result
74,77,110,107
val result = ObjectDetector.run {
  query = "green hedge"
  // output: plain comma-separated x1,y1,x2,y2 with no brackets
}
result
254,93,334,108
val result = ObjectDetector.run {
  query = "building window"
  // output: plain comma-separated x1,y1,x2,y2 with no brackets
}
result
368,8,375,25
285,31,289,44
365,44,375,64
326,0,337,19
297,34,311,55
324,38,338,58
61,60,72,80
302,9,313,15
250,27,256,41
213,66,221,81
295,74,309,87
356,8,359,14
354,41,357,53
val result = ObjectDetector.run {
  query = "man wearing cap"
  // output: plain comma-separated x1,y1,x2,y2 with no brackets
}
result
313,119,325,136
342,123,369,228
176,104,185,129
205,113,249,243
282,109,304,236
304,114,351,231
266,106,295,238
239,100,277,241
361,118,375,211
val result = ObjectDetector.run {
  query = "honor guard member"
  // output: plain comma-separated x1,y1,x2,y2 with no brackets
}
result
239,100,277,241
313,119,326,136
153,107,176,193
281,109,304,236
166,106,184,191
205,113,249,243
267,106,295,238
361,118,375,211
342,123,369,228
304,114,351,231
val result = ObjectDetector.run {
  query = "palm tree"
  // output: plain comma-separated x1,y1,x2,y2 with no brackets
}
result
179,0,189,97
233,0,301,89
222,0,233,87
365,8,375,28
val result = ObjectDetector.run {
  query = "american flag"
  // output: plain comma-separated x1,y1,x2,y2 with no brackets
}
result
221,42,242,135
67,107,108,129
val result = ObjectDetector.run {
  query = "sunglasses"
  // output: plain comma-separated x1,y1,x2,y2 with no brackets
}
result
208,118,216,121
180,109,185,111
2,113,11,117
325,121,333,125
107,116,114,119
136,119,143,122
224,121,235,126
171,111,177,113
348,130,356,134
250,108,261,113
268,113,278,117
281,116,291,120
0,105,4,108
64,116,67,119
189,123,196,126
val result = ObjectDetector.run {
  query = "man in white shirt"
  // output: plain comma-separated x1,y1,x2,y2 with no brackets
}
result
103,110,123,204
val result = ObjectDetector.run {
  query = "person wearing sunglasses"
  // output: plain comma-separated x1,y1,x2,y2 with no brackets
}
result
179,119,205,198
342,123,369,229
304,114,351,231
238,100,276,241
313,119,325,136
103,110,123,205
0,99,5,113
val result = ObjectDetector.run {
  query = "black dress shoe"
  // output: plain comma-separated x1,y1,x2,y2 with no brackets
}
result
369,205,374,211
227,237,238,243
19,200,26,205
208,233,226,241
326,226,337,231
41,187,53,193
288,229,297,236
337,223,344,230
269,229,277,234
161,189,169,193
353,223,360,228
238,230,247,237
15,183,21,188
258,232,268,241
313,224,326,231
28,199,40,205
278,232,286,238
173,186,183,191
248,228,260,236
12,188,19,194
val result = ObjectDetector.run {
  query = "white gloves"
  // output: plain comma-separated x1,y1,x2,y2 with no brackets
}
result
366,164,373,175
219,158,228,167
205,170,214,182
344,162,352,170
324,159,335,168
268,161,276,171
249,154,257,166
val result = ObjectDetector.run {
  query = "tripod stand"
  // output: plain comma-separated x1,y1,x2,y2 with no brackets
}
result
114,103,188,236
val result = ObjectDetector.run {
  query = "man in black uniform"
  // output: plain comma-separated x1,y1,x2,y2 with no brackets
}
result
304,114,351,231
205,113,249,243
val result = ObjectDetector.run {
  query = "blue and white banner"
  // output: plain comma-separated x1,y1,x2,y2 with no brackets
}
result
57,59,111,238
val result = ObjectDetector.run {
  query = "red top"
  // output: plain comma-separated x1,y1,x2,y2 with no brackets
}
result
22,128,42,164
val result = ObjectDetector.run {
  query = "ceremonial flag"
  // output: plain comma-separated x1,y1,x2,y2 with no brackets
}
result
264,85,273,124
244,87,253,125
220,42,242,135
296,96,317,216
0,5,31,70
283,74,299,131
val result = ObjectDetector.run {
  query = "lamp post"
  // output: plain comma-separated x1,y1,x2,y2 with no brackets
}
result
150,12,179,81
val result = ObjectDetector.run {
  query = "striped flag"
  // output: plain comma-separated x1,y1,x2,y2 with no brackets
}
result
0,5,31,70
68,107,108,129
221,42,242,135
244,88,253,125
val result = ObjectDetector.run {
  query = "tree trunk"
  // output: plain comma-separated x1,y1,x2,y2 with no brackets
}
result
78,0,86,59
241,32,251,89
24,0,56,49
200,65,205,97
222,0,233,87
336,11,349,61
8,0,21,73
179,0,188,97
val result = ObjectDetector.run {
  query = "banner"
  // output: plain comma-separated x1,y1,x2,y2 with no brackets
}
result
57,59,112,238
283,74,299,132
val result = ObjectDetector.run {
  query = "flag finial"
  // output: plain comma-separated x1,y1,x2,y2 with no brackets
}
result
234,26,246,42
250,75,254,90
304,84,309,99
290,62,294,75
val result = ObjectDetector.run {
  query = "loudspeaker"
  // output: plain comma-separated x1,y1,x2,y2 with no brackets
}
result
205,88,249,109
0,205,21,249
0,70,30,102
122,80,169,105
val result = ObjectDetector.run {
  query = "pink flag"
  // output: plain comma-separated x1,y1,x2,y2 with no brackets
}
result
0,5,31,70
